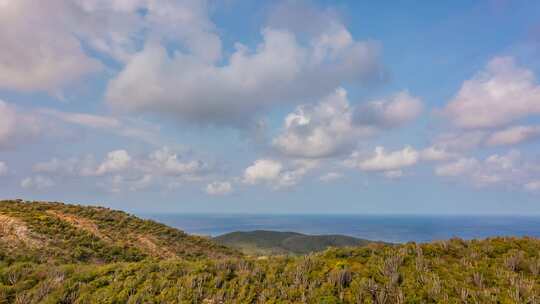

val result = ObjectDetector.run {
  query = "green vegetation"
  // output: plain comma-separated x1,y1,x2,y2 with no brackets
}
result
1,200,540,303
214,230,385,255
0,199,238,264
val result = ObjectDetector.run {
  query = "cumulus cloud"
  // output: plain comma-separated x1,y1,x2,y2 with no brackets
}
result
34,147,209,178
485,125,540,146
20,176,55,190
106,9,382,127
435,158,479,177
95,150,132,175
0,0,103,91
243,159,284,185
346,146,419,172
243,159,315,189
31,147,213,192
430,131,487,152
0,0,221,92
434,151,537,189
353,91,423,128
206,181,233,196
144,147,209,177
33,156,97,177
77,0,221,62
420,146,458,161
273,88,422,158
430,125,540,152
431,125,540,152
442,57,540,129
273,88,370,158
0,162,7,176
34,150,133,177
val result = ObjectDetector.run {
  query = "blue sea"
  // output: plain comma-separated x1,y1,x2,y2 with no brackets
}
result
142,214,540,244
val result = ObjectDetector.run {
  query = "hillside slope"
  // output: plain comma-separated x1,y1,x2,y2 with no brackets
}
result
2,236,539,303
0,200,238,263
1,200,539,303
214,230,384,255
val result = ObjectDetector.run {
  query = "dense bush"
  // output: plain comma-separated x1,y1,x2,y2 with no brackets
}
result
0,238,539,303
1,200,539,303
0,200,238,264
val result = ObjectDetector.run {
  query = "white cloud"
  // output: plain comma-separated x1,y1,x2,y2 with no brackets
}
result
33,150,132,177
353,91,423,128
243,159,284,185
429,126,539,151
347,146,419,172
435,158,479,177
0,0,221,93
33,156,97,177
20,176,55,190
0,0,102,91
442,56,540,129
39,108,161,145
0,162,7,176
485,125,540,146
206,181,233,196
273,88,422,158
41,110,121,129
145,147,208,176
31,147,212,192
43,109,159,145
95,150,131,175
431,131,486,152
273,88,371,158
319,172,343,182
34,147,209,179
0,99,163,150
76,0,222,63
0,100,41,149
434,151,534,189
420,146,458,161
106,16,382,127
243,159,315,189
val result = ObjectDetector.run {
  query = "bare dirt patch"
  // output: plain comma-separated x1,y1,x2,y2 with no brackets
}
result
46,210,111,241
0,214,44,247
136,235,177,259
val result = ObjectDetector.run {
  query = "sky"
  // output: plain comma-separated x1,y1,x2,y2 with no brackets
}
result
1,0,540,214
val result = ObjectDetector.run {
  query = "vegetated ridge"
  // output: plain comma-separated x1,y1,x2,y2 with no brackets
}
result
0,199,238,264
1,200,539,303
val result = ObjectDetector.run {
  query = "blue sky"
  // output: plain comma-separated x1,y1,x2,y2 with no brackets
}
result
1,0,540,214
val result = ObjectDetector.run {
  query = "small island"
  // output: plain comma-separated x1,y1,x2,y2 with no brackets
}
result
214,230,388,255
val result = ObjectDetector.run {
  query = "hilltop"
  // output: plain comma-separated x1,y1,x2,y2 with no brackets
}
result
0,200,539,303
0,200,238,264
214,230,386,255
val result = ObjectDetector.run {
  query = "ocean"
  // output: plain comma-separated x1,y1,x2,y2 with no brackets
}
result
142,214,540,244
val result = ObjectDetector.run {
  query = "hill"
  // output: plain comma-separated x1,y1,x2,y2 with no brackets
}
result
1,200,539,303
214,230,384,255
0,200,238,264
